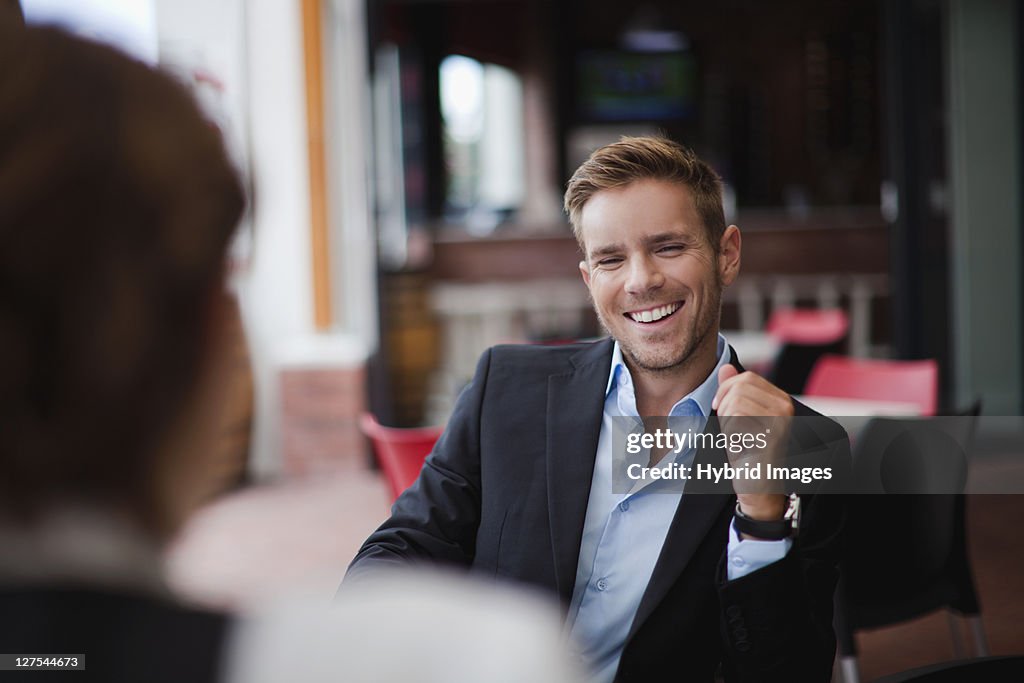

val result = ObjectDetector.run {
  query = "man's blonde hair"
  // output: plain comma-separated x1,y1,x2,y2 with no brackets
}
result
564,136,726,253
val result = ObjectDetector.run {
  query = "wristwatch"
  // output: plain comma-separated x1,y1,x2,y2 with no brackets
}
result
733,494,800,540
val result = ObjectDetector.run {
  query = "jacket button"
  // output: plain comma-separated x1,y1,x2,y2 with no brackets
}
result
736,640,751,652
726,605,742,618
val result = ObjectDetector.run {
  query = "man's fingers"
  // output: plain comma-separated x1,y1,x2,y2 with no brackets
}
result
716,392,776,417
718,363,739,384
714,368,795,417
712,364,740,411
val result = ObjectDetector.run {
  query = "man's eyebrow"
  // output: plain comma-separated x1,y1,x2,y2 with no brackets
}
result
588,242,624,258
644,231,694,245
588,231,699,258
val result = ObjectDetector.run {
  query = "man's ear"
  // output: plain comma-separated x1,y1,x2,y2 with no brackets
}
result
579,260,591,288
718,225,741,286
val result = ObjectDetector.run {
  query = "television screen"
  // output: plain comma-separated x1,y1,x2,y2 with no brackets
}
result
575,50,696,122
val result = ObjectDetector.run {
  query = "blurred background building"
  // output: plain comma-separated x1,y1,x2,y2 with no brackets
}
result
22,0,1021,474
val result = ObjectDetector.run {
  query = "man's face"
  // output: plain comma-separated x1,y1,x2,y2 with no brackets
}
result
578,179,739,377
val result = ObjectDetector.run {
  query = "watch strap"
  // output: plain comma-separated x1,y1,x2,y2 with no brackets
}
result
733,496,799,540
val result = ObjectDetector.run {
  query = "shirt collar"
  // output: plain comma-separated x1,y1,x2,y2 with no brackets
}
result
604,333,732,417
0,506,168,596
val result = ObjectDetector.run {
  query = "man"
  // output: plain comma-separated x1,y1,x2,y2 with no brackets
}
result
349,136,848,682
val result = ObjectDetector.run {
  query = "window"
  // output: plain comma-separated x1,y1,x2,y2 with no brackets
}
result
439,55,525,234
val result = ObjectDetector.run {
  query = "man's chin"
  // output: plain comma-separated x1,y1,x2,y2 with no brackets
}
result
621,344,690,374
632,357,688,374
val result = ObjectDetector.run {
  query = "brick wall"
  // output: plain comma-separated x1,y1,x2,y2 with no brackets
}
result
280,364,367,476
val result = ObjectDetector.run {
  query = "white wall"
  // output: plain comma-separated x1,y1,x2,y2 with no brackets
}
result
325,0,378,350
23,0,159,62
154,0,374,477
237,0,318,476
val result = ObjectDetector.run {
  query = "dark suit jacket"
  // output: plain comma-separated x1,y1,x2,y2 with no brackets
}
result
349,339,848,682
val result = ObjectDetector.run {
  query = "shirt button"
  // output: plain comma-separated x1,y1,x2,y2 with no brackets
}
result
731,557,746,568
619,500,630,512
596,578,608,591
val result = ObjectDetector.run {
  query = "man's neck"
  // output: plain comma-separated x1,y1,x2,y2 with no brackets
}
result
630,335,720,417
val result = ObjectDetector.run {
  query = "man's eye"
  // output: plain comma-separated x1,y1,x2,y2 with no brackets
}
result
596,257,623,268
657,245,685,255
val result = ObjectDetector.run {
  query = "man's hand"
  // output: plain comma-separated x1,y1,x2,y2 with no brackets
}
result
712,364,794,524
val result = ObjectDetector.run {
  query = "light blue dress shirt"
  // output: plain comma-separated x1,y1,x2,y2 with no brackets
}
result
566,334,792,683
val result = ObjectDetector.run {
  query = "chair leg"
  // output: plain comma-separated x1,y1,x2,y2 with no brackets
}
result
947,612,967,658
839,656,860,683
966,615,990,656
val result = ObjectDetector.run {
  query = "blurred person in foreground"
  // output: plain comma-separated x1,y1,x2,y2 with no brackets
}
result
1,0,22,26
0,24,580,683
349,136,849,682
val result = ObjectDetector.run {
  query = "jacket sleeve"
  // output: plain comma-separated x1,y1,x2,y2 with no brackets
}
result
716,411,849,683
345,348,493,581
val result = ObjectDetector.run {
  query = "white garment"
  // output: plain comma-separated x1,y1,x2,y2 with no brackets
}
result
225,570,584,683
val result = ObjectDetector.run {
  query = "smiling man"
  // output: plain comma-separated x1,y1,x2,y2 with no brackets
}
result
349,136,847,683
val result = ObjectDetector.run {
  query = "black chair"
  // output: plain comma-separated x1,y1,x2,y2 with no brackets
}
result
834,402,987,683
872,656,1024,682
769,337,846,395
765,308,849,395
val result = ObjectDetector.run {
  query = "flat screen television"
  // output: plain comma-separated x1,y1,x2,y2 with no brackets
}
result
575,50,696,122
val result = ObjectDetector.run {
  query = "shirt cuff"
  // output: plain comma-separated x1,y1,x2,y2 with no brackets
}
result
726,519,792,581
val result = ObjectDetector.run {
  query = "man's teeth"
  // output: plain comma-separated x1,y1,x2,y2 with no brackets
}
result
629,303,680,323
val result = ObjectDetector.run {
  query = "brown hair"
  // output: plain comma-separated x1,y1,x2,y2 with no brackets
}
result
0,27,245,536
564,136,726,253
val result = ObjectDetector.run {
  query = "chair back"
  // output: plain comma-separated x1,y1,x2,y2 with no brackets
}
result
805,355,939,415
834,401,984,671
359,413,444,501
843,416,975,596
766,307,849,345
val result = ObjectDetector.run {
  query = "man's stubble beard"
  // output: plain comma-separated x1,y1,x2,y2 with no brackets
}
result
597,272,724,378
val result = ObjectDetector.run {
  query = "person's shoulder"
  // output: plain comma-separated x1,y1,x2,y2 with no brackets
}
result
0,584,228,625
487,338,613,373
790,396,850,444
0,586,230,682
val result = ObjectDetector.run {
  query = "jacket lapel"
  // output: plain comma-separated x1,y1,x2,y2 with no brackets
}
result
626,347,745,641
546,338,614,604
626,438,731,641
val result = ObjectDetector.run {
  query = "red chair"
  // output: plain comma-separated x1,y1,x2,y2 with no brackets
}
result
804,355,939,416
766,307,849,345
359,413,444,501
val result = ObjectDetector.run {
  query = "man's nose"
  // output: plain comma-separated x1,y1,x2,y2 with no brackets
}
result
624,255,665,295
